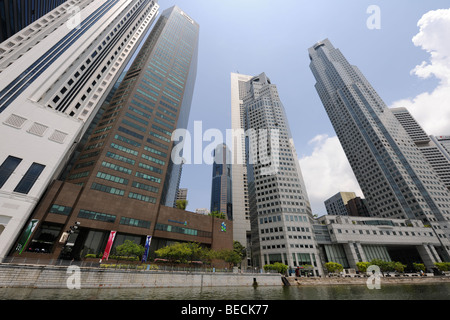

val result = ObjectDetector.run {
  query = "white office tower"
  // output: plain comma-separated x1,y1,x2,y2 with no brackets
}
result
237,72,322,275
431,136,450,162
0,0,159,260
309,39,450,262
391,107,450,190
230,72,253,268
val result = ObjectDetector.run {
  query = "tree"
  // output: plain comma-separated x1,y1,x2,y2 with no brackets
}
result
233,241,246,264
176,199,188,210
263,262,288,274
114,240,145,262
356,261,370,273
216,249,242,269
154,242,213,265
369,259,390,273
155,242,191,264
413,263,425,272
209,211,226,219
324,262,343,274
435,262,450,272
391,261,407,273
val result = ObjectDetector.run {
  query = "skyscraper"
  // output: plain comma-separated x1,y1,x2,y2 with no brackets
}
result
230,72,253,267
324,192,357,216
309,39,450,261
238,72,321,275
210,143,232,220
392,107,450,190
431,136,450,162
0,0,68,43
11,5,201,261
0,0,160,260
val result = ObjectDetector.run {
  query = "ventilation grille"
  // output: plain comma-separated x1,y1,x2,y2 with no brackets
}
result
27,122,48,136
49,130,68,144
3,114,27,128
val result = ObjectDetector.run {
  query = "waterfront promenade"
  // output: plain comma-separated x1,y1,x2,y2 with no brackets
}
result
290,273,450,286
2,261,450,290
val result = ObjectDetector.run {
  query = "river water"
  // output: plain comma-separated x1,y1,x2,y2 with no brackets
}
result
1,282,450,300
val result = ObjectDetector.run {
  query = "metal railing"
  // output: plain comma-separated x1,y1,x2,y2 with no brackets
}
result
1,257,274,274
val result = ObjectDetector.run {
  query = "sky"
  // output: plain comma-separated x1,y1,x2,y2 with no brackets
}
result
154,0,450,216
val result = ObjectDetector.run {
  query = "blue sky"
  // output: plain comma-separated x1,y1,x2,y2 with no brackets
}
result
155,0,450,215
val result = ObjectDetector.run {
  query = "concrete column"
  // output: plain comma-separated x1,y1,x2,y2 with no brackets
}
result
342,242,358,270
416,244,441,271
354,242,367,262
313,252,324,276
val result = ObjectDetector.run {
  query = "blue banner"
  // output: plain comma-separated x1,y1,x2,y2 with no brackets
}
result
142,235,152,262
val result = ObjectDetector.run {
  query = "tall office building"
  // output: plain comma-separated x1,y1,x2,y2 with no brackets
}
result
345,197,370,217
210,143,232,220
239,72,321,275
324,192,357,216
176,188,188,202
0,0,68,43
392,107,450,190
431,136,450,162
230,72,253,267
7,5,203,261
0,0,160,260
309,39,450,261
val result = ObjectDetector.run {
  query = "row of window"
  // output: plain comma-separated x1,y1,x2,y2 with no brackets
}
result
0,0,118,114
0,155,45,194
259,214,309,225
90,181,157,203
51,205,152,229
155,223,212,238
331,227,434,237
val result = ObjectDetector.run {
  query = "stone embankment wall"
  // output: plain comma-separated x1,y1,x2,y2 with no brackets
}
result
0,264,282,289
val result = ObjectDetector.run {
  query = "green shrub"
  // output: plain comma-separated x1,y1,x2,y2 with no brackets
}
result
324,262,343,273
435,262,450,272
413,263,425,272
356,261,370,273
263,262,288,274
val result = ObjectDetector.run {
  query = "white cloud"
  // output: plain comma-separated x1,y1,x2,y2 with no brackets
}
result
390,8,450,135
299,134,362,216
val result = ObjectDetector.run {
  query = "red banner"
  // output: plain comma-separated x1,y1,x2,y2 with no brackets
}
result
101,230,116,261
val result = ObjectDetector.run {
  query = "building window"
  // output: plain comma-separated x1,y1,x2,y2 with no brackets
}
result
49,204,72,216
91,182,125,196
120,217,151,229
14,162,45,194
78,209,116,223
0,156,22,188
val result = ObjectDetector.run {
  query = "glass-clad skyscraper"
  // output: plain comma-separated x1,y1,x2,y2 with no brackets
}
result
210,144,232,220
8,5,200,261
0,0,159,260
309,39,450,261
